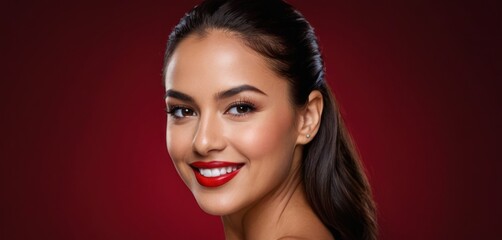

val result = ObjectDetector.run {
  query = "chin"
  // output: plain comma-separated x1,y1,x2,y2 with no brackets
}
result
192,190,243,216
197,203,230,216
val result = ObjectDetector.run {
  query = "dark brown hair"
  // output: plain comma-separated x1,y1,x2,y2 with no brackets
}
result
162,0,377,239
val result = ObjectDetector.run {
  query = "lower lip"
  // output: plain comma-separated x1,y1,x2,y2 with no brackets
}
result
193,168,242,188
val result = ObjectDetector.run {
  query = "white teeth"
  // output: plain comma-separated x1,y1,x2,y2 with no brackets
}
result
211,169,220,177
198,166,240,177
202,169,211,177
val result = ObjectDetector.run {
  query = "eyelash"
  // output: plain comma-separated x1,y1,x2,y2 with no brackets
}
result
165,99,257,119
165,104,194,119
225,100,256,117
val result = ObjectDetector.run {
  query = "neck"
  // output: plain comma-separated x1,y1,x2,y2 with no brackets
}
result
221,164,310,240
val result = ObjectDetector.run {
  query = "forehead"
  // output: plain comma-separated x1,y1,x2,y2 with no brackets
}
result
164,30,286,93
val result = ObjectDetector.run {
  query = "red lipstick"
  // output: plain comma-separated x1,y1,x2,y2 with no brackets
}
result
190,161,244,188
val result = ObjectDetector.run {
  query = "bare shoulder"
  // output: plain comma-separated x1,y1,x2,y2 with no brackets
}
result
276,232,333,240
275,215,334,240
277,236,309,240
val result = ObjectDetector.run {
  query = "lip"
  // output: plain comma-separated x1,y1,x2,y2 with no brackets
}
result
190,161,244,188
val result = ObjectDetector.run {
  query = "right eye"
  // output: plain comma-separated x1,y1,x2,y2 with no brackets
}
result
166,106,197,118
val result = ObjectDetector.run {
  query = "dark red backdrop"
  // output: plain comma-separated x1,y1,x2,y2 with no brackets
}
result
1,0,500,239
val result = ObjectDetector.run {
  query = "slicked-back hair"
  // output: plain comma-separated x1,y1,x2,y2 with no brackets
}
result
163,1,377,239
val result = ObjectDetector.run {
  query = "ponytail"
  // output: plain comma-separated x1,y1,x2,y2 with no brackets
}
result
303,84,378,240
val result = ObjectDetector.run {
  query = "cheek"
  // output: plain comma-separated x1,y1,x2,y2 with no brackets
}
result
229,109,297,162
166,123,194,181
166,122,192,157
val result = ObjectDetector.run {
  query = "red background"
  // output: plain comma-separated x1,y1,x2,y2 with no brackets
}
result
1,0,500,239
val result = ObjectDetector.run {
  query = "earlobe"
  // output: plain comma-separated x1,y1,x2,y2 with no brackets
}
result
296,90,323,144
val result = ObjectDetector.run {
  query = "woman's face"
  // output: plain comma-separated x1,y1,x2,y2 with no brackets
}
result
164,30,303,215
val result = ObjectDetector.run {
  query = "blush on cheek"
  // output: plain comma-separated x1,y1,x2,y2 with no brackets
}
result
234,112,296,160
166,127,195,187
166,124,193,157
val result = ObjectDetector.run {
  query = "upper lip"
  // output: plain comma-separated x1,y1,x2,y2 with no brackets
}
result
190,161,244,168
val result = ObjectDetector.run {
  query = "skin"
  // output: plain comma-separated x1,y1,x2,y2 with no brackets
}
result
164,30,332,240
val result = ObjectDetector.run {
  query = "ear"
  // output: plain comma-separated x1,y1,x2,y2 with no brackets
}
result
296,90,323,145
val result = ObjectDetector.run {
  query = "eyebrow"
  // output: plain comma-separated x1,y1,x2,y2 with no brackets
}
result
165,84,267,102
215,84,267,99
164,89,195,103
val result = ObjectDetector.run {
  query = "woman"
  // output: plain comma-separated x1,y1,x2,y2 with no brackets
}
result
163,0,377,239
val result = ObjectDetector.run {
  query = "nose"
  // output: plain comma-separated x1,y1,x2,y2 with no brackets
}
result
192,112,226,156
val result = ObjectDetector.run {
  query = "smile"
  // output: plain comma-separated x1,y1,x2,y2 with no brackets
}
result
199,166,238,177
190,161,244,188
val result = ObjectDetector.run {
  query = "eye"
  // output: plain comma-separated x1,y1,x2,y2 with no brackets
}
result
226,102,256,116
166,106,197,119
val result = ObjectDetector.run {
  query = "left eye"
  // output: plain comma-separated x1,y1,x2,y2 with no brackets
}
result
226,104,255,115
